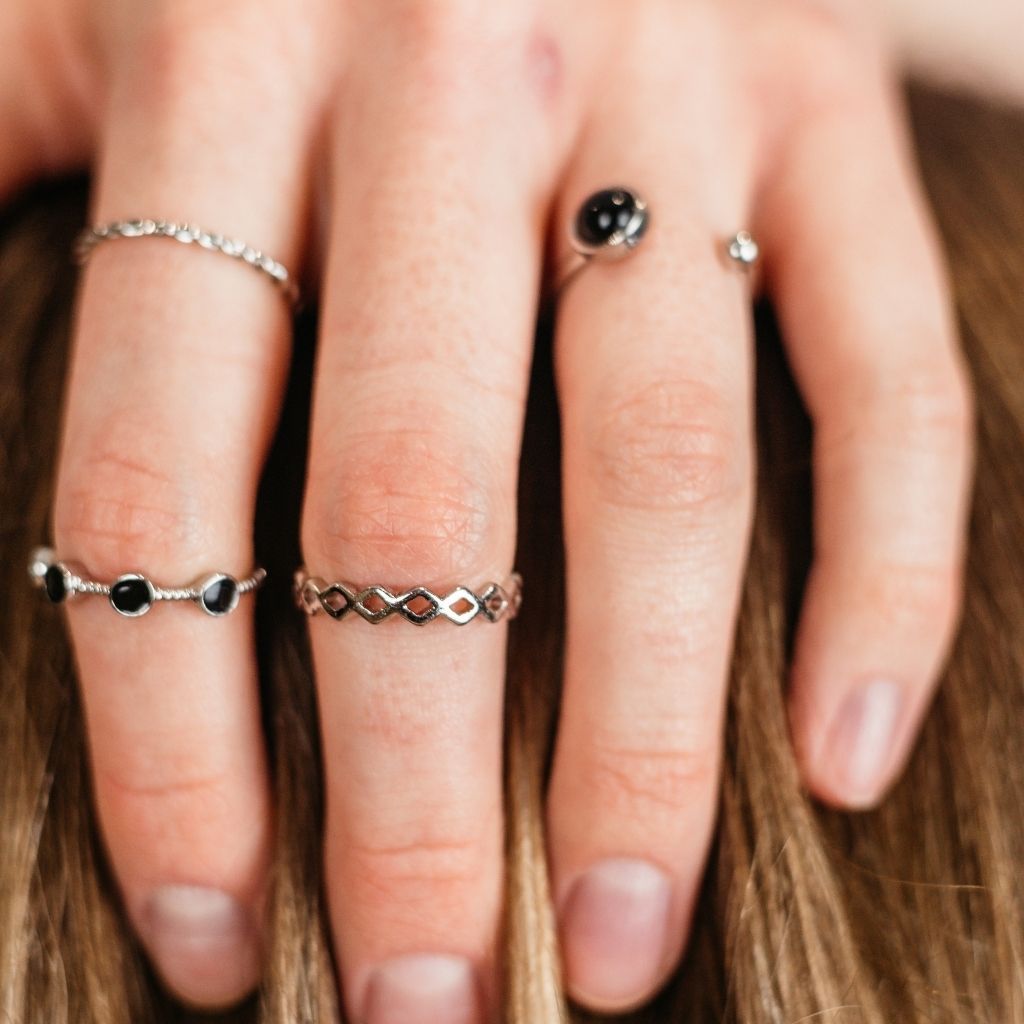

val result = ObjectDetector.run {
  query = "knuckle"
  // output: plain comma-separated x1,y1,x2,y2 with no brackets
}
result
123,10,220,98
97,759,231,816
378,0,502,51
634,616,724,670
121,1,311,114
305,429,507,582
828,362,974,461
335,811,497,929
360,0,525,117
345,829,490,897
787,4,864,65
11,4,95,173
586,378,747,514
759,1,877,120
886,363,974,449
94,761,263,882
55,435,207,573
585,726,719,825
865,561,961,634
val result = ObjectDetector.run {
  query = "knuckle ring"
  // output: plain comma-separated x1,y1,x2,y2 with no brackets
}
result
293,569,523,626
74,219,301,310
29,547,266,618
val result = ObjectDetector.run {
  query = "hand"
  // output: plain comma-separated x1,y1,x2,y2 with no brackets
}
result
7,0,972,1019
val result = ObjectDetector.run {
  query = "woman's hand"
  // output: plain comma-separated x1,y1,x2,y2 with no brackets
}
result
6,0,973,1019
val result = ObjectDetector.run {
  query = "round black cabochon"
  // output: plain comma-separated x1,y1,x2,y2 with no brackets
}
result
575,188,644,248
200,575,239,616
44,565,67,604
110,576,153,616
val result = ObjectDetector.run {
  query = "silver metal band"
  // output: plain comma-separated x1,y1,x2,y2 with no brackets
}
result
294,569,523,626
30,547,266,618
74,219,301,309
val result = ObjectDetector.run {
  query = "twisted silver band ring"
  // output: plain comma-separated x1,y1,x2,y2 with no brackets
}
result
74,219,301,309
30,547,266,618
295,570,523,626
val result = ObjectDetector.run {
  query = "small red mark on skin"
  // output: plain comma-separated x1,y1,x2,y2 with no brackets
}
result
527,31,563,105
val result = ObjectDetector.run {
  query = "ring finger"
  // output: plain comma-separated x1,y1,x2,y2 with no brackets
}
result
548,46,757,1024
546,14,759,1011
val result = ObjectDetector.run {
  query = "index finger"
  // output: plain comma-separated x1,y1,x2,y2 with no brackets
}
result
51,7,318,1006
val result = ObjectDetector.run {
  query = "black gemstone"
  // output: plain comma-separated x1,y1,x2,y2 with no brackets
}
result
575,188,643,248
110,576,153,616
200,575,239,616
44,565,67,604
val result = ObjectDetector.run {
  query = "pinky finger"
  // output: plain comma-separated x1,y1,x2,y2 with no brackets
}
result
761,53,974,808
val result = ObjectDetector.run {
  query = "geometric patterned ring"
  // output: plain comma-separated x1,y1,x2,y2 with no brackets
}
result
293,569,523,626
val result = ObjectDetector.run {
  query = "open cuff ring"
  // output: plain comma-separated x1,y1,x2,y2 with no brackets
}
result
29,547,266,618
556,186,759,293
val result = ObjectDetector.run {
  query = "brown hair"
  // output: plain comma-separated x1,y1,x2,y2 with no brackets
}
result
2,86,1023,1024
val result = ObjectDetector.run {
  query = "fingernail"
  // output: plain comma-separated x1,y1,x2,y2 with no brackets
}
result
824,678,906,806
143,885,260,1008
560,858,673,1010
363,954,481,1024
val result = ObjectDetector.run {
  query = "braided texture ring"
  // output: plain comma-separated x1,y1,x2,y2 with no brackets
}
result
294,570,523,626
74,219,301,309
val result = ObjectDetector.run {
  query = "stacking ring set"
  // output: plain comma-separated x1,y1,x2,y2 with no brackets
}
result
31,189,758,625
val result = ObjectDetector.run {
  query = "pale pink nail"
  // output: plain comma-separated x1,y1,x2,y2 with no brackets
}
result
560,858,672,1009
363,954,481,1024
143,885,259,1007
824,678,906,806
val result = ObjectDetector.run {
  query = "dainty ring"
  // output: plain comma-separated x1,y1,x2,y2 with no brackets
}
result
294,569,523,626
29,547,266,618
557,187,650,293
74,219,301,309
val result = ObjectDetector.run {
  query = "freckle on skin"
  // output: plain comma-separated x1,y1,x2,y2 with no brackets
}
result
527,31,563,105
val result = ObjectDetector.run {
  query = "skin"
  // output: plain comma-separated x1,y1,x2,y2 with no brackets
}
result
2,0,997,1018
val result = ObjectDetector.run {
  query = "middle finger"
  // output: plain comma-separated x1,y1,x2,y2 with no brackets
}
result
301,7,561,1023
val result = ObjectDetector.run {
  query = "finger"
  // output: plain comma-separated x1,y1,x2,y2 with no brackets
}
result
759,44,973,808
53,7,321,1006
546,29,758,1011
0,2,96,200
302,9,555,1024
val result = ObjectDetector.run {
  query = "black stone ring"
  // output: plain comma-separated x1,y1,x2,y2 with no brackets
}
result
29,547,266,619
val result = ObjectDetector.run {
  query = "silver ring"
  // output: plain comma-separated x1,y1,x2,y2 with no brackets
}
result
294,569,523,626
29,547,266,618
557,187,650,293
74,219,301,309
725,230,760,269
